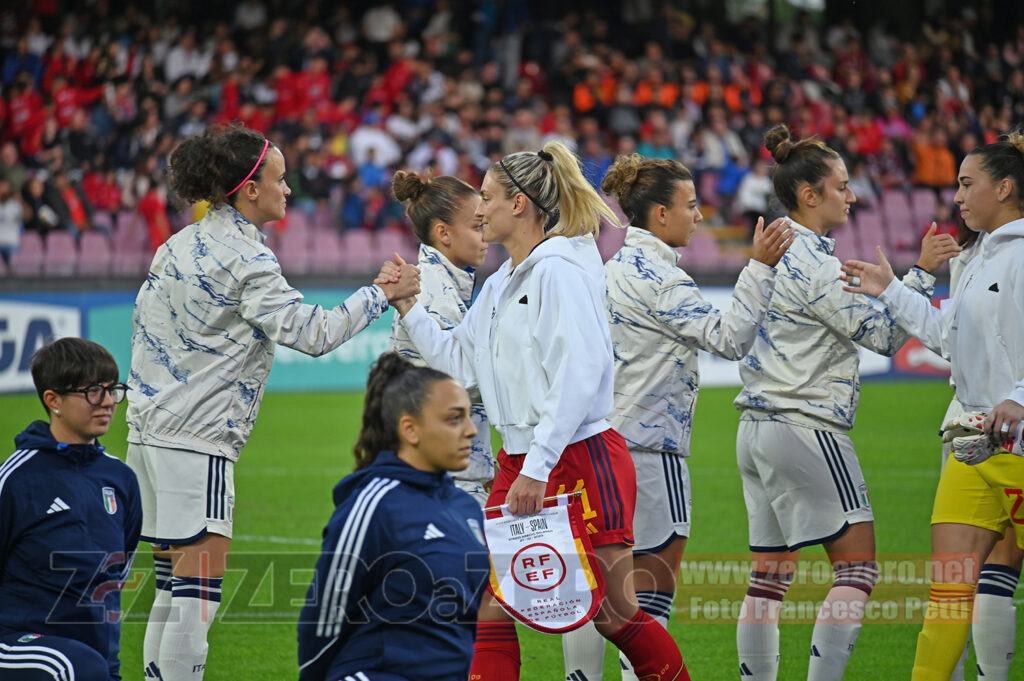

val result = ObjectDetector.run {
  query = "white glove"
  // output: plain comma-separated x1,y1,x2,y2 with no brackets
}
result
943,412,1024,465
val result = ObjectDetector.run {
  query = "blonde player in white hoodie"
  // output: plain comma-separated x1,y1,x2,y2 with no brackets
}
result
391,141,690,681
842,130,1024,681
561,154,793,681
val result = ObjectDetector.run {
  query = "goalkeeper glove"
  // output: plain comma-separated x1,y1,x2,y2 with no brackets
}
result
942,412,1024,465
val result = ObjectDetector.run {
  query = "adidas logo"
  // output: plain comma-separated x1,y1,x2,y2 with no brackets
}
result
423,523,445,540
740,662,754,676
46,497,70,514
343,673,370,681
811,644,821,657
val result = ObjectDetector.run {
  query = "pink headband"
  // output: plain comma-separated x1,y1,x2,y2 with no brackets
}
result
225,139,270,196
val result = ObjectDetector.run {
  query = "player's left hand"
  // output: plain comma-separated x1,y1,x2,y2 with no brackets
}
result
983,399,1024,444
505,474,546,515
840,246,895,298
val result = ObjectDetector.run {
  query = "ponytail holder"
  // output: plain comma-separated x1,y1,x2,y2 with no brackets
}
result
537,149,553,162
225,139,270,197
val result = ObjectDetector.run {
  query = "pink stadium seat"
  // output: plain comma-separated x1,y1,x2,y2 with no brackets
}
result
854,211,886,252
597,226,626,262
9,231,44,277
309,229,345,275
43,232,78,277
910,188,938,226
376,228,418,264
78,231,113,276
339,229,375,274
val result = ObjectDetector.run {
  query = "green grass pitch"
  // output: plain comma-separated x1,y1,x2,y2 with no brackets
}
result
1,380,1020,680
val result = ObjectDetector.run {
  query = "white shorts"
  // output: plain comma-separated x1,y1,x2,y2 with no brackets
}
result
127,443,235,546
454,479,489,508
631,449,692,553
737,420,872,552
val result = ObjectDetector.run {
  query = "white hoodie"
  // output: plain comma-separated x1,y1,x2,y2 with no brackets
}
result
400,235,614,482
879,218,1024,412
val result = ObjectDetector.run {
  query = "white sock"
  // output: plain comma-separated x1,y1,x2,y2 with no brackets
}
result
737,596,782,680
806,586,868,681
158,576,222,681
619,590,674,680
972,563,1020,681
144,556,174,679
563,619,605,681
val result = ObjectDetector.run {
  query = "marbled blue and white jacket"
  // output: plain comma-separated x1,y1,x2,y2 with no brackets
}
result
127,205,389,460
390,243,495,484
735,220,934,431
606,227,776,456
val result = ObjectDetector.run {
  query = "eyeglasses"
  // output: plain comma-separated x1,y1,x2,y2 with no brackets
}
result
55,382,129,405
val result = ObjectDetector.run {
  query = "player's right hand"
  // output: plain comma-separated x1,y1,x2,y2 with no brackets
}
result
751,217,794,267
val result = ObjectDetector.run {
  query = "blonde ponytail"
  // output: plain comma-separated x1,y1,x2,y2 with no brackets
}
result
491,142,622,239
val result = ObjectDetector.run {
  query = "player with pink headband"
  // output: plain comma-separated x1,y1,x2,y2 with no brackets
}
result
125,125,419,681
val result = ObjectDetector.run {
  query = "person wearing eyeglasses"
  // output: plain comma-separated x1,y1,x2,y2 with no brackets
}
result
0,337,141,681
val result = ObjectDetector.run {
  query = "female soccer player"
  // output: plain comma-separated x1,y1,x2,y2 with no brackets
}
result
561,153,793,680
391,141,689,680
0,338,141,681
937,224,1022,681
732,124,959,681
390,170,495,505
126,126,419,681
842,131,1024,681
297,352,490,681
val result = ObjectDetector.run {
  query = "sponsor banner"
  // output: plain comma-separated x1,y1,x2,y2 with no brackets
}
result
0,299,82,392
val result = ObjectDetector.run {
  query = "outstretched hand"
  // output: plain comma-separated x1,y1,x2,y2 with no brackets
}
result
751,217,795,267
840,246,895,298
915,223,961,273
376,252,421,312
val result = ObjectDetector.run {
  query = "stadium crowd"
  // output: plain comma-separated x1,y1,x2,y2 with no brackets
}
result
0,2,1022,271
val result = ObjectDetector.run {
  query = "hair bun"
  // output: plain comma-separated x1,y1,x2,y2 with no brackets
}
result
1006,129,1024,157
392,170,428,202
764,124,795,164
601,153,643,200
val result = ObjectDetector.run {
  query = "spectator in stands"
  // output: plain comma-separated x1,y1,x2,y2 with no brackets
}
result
0,142,27,195
0,177,24,264
912,126,958,192
22,175,64,237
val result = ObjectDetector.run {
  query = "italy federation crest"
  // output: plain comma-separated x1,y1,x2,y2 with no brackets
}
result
102,487,117,515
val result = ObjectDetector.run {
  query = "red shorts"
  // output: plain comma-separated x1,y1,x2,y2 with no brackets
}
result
488,429,636,548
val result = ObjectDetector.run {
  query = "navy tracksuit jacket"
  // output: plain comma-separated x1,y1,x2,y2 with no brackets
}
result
0,420,142,679
297,451,491,681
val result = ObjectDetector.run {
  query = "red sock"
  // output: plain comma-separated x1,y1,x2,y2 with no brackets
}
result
608,609,689,681
469,619,520,681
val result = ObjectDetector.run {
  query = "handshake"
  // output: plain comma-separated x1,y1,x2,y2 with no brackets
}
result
942,412,1024,465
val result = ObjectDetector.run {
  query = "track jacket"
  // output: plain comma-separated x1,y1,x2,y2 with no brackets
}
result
735,221,935,431
399,235,614,482
127,204,389,460
606,226,776,455
0,421,141,679
297,451,489,681
390,243,495,484
879,218,1024,412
